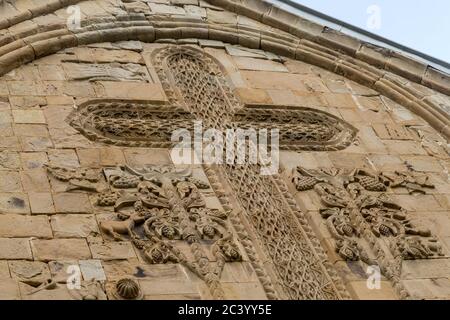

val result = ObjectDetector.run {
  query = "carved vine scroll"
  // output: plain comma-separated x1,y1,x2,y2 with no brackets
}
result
48,164,242,300
153,46,351,299
292,167,443,298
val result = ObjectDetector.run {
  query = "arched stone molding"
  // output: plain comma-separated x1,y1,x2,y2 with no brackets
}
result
0,3,449,140
1,0,449,94
0,18,448,141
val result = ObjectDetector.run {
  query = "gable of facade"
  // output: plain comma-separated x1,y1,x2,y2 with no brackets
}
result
0,0,449,300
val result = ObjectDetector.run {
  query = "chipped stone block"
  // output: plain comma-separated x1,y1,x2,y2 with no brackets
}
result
90,241,137,261
9,261,51,286
51,214,99,238
79,260,106,282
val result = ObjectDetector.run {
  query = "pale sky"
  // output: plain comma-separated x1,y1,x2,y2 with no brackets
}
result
292,0,450,64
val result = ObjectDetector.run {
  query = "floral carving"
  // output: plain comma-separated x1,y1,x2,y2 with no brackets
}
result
292,166,443,298
51,164,241,300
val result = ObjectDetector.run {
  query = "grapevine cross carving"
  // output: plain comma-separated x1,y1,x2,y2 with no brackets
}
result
68,45,362,300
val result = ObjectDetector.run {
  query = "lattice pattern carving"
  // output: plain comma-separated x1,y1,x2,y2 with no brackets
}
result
68,47,357,152
66,45,355,299
152,46,350,299
68,100,194,148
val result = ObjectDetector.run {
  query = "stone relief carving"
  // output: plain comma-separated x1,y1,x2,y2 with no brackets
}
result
68,48,357,151
47,164,242,300
68,100,195,148
63,62,148,82
292,166,443,298
65,45,354,300
408,125,450,159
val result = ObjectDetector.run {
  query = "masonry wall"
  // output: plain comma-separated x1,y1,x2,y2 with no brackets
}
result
0,0,449,300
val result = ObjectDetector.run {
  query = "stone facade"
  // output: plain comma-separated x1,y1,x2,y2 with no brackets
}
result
0,0,449,300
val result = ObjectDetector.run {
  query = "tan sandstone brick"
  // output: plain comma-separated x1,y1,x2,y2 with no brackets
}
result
31,239,91,261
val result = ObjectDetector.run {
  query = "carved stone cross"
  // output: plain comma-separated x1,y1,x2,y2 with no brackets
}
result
68,45,361,300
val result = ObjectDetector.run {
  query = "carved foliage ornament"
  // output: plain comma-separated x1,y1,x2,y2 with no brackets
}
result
48,164,241,300
292,167,443,298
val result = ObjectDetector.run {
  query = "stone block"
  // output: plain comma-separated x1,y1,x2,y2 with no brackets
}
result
31,239,91,262
48,149,80,167
96,82,166,101
79,260,106,281
48,260,78,284
51,214,99,238
90,241,137,261
323,93,358,109
234,88,272,104
347,280,397,300
123,148,171,166
0,238,32,260
20,136,53,151
221,282,267,300
29,193,55,215
139,279,198,296
403,278,450,299
402,259,450,280
20,169,51,192
14,124,49,137
0,278,20,300
0,261,9,278
0,214,52,238
53,193,92,214
0,171,22,192
12,109,46,124
401,156,444,173
8,261,51,286
0,151,20,170
0,193,30,214
233,56,288,72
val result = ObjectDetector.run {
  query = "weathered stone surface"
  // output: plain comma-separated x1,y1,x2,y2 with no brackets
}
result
0,171,22,192
28,193,55,215
0,193,30,214
9,261,51,285
347,281,397,300
53,193,93,214
12,110,46,124
51,214,99,238
0,278,20,300
0,238,32,260
31,239,91,262
89,241,137,261
79,260,106,281
0,214,52,238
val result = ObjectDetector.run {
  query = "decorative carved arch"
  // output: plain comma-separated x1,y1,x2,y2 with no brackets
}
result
0,5,449,140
